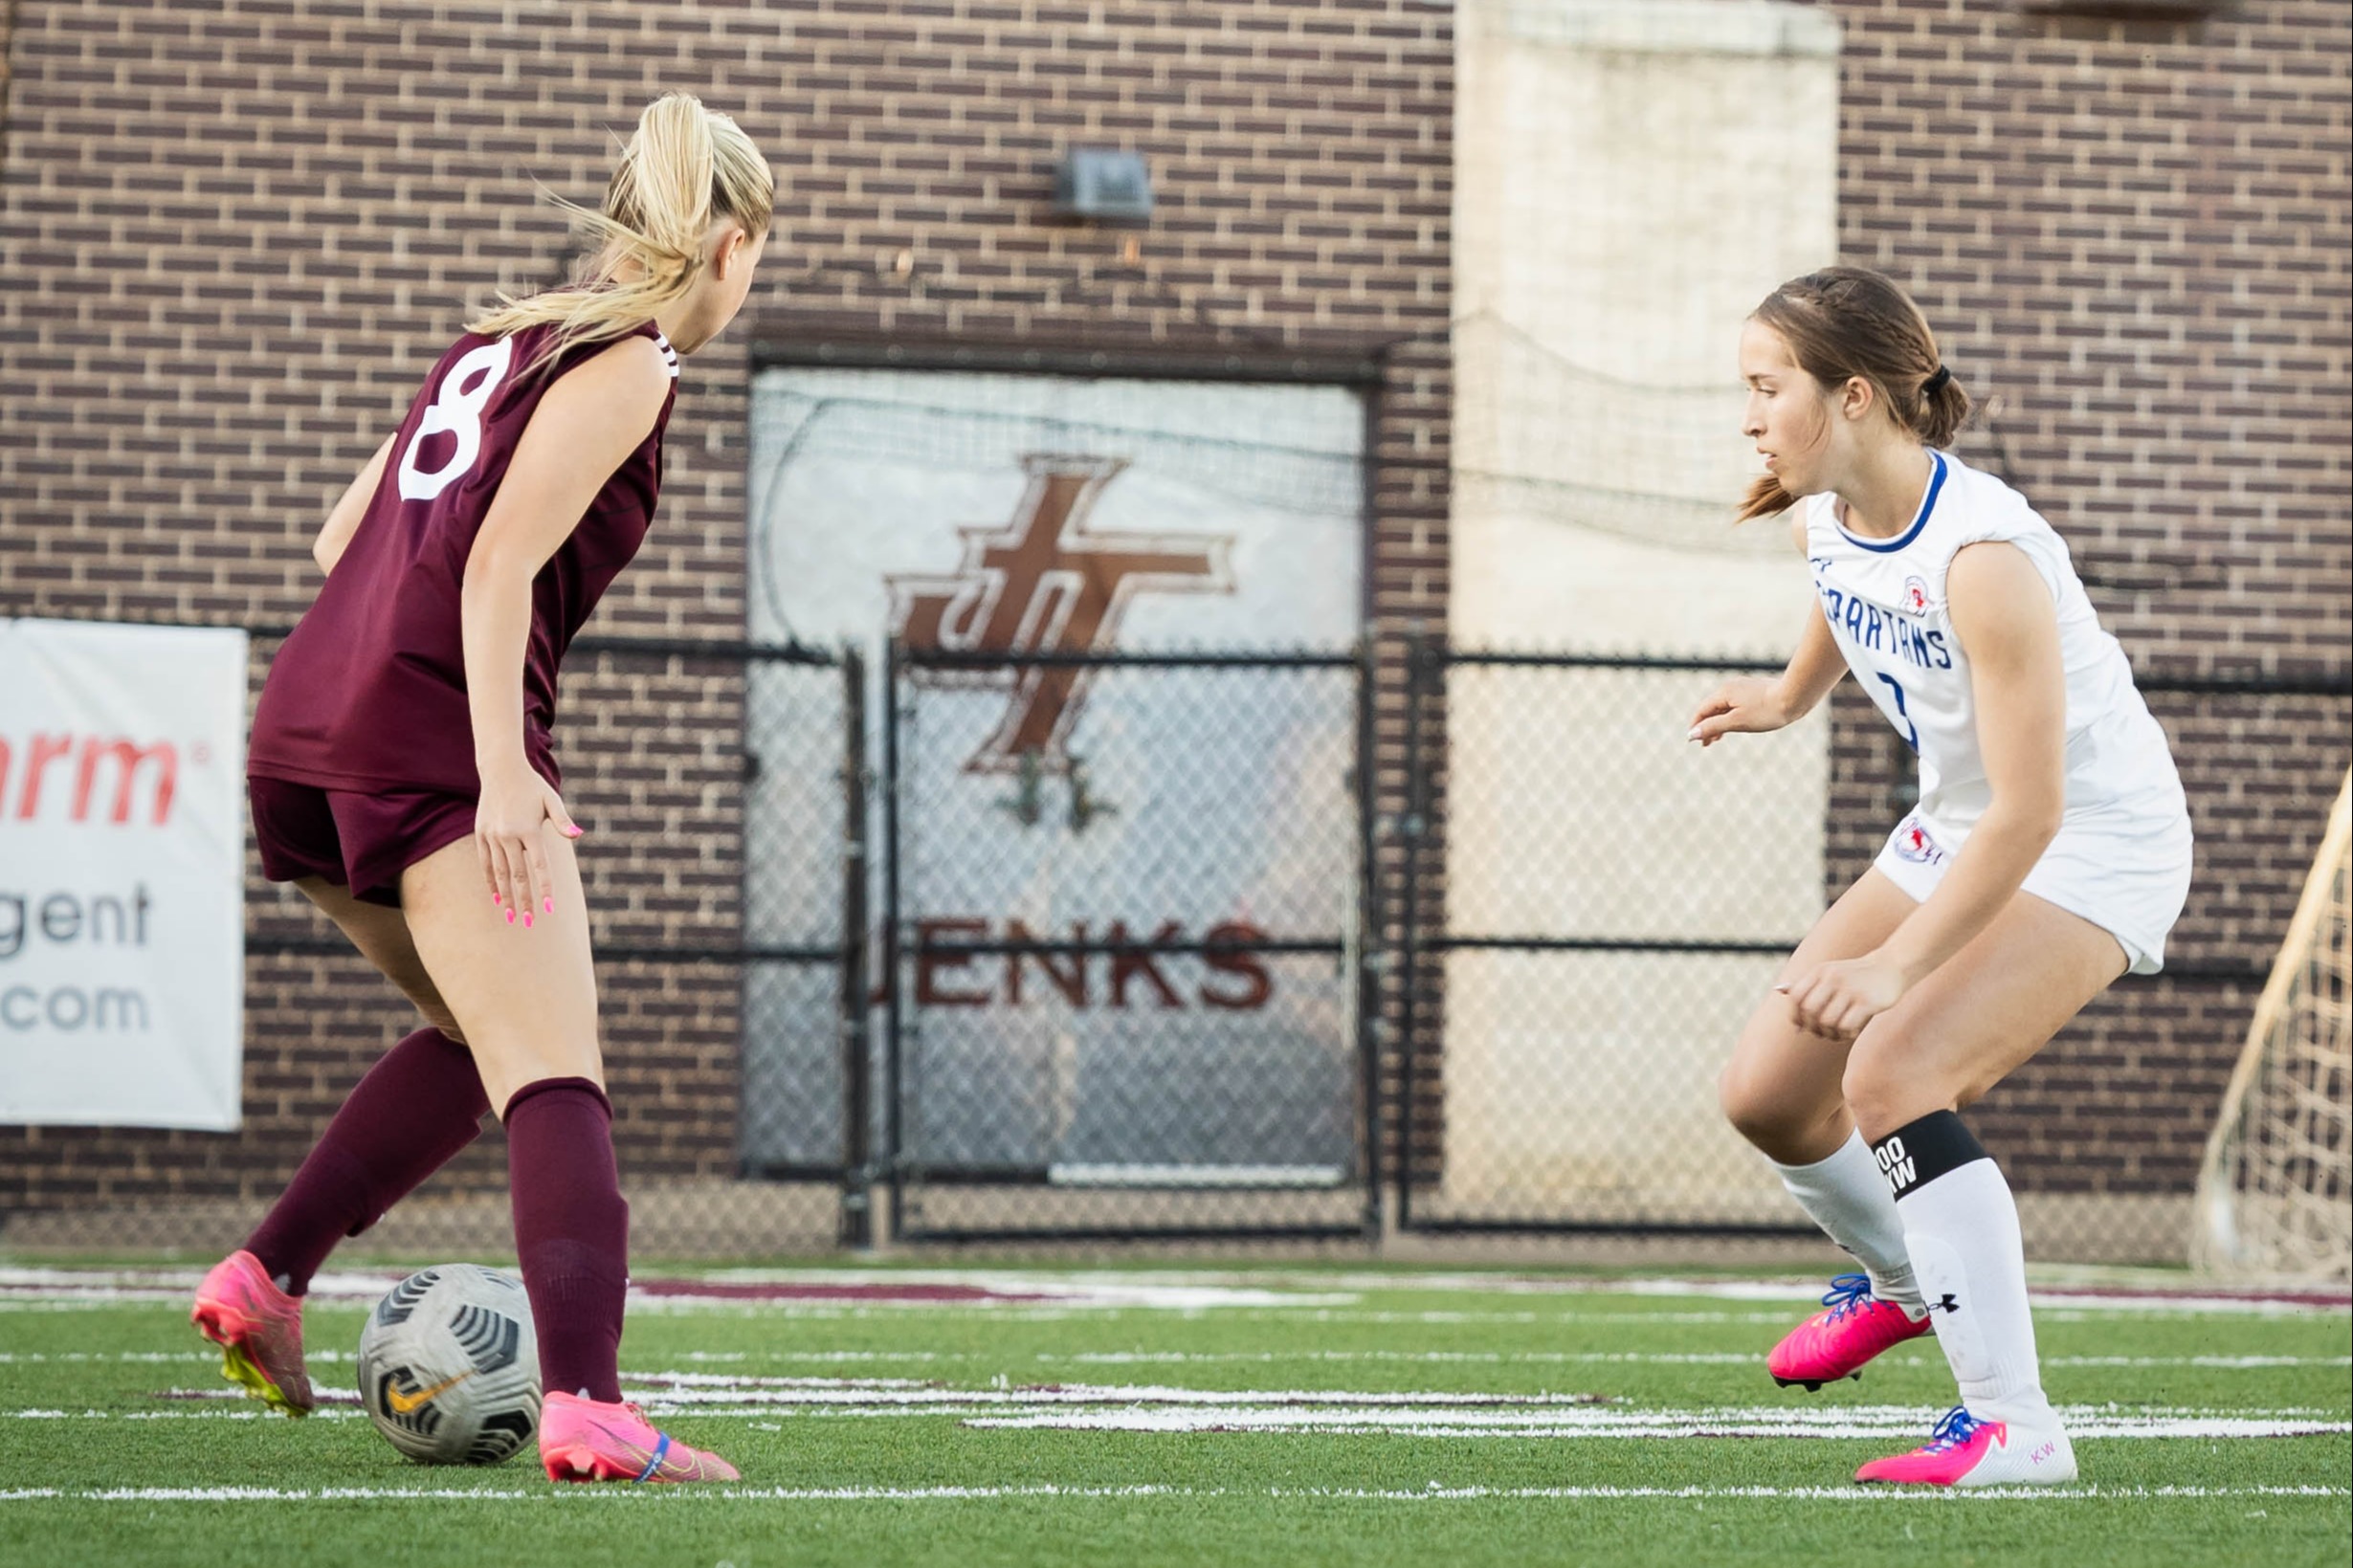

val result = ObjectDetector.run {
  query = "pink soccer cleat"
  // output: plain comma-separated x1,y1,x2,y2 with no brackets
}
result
539,1391,741,1484
189,1249,315,1416
1767,1272,1933,1391
1855,1404,2077,1487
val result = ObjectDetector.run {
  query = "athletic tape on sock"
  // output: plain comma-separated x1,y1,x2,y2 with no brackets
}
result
1870,1111,1987,1199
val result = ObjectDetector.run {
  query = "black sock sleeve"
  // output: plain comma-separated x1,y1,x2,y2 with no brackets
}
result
1871,1110,1988,1199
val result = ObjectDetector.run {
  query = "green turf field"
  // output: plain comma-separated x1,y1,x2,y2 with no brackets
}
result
1,1262,2345,1567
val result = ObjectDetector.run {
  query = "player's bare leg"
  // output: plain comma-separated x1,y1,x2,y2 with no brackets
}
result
192,877,490,1416
1720,868,1919,1164
1841,889,2126,1137
396,832,603,1112
1719,870,1935,1388
291,876,473,1042
1843,890,2126,1486
398,830,737,1482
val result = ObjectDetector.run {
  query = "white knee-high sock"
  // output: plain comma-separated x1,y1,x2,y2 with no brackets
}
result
1770,1131,1922,1311
1876,1114,2058,1430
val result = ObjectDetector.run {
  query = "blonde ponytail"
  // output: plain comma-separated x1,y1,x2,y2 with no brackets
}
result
470,93,774,365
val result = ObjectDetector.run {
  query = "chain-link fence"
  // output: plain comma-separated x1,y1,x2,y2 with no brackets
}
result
1388,642,2353,1264
1391,646,1816,1238
7,618,2342,1267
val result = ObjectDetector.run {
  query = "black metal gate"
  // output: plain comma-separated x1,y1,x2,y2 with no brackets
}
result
733,642,872,1243
875,644,1377,1243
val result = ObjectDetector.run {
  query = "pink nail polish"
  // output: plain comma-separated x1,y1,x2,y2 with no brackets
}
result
522,913,533,929
492,892,501,906
544,897,554,915
505,908,515,925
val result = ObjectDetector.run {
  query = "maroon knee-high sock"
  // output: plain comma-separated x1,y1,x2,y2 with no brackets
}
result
504,1077,629,1404
245,1027,490,1295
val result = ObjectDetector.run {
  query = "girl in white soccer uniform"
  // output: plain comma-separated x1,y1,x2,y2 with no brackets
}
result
1815,450,2190,960
1692,268,2192,1488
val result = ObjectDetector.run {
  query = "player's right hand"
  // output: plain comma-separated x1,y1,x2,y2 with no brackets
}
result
475,763,583,927
1688,677,1790,747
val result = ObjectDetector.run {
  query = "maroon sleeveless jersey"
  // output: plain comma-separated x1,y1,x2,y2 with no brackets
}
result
249,320,680,794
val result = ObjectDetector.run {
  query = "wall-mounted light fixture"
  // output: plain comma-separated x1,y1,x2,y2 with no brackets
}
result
1053,149,1154,224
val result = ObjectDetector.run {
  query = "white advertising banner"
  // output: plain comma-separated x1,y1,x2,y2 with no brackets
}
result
0,619,248,1130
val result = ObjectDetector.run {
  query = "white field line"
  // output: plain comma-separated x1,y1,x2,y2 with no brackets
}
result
582,1349,2353,1371
0,1483,2344,1505
2047,1356,2353,1369
0,1297,1192,1326
617,1265,2353,1314
0,1295,1788,1326
621,1378,1609,1406
0,1268,1350,1314
960,1409,2350,1441
4,1265,2342,1317
0,1350,418,1366
20,1379,2347,1444
92,1381,1616,1411
0,1298,1915,1329
1604,1278,2353,1315
26,1408,2347,1443
1014,1351,2353,1371
0,1297,1112,1324
1221,1310,1796,1326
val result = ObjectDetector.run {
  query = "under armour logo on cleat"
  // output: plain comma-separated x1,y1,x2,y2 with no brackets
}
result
1932,1293,1961,1314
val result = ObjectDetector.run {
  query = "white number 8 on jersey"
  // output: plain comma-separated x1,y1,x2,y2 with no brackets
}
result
396,338,515,503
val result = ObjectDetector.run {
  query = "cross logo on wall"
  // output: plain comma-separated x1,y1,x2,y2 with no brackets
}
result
887,454,1235,775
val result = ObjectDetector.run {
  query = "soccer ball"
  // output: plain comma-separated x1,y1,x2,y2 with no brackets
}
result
356,1264,541,1466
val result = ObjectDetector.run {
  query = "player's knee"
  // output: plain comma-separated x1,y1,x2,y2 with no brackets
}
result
1718,1064,1764,1137
1839,1043,1917,1142
1719,1063,1809,1155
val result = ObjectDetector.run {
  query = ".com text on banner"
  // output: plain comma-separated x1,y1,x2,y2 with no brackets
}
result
1,620,248,1130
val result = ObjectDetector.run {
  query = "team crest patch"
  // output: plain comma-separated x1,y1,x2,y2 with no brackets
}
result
1892,814,1945,867
1902,575,1932,616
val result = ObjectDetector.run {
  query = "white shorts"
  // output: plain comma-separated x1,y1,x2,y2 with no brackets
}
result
1874,801,2194,975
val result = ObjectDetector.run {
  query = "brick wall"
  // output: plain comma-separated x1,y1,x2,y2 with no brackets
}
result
1817,0,2351,1193
3,0,2342,1246
0,0,1454,1241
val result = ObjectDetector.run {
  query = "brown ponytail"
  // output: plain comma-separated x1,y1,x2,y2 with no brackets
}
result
1738,267,1971,521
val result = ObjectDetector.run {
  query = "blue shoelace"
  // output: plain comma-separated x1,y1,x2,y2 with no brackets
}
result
1818,1271,1876,1323
1923,1406,1982,1452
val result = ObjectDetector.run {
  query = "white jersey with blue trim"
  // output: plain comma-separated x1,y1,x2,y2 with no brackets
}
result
1803,450,2183,832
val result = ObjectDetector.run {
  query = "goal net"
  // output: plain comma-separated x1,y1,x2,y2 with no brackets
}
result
2191,773,2353,1283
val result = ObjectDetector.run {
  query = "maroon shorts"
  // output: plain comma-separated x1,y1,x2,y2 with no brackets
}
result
249,776,478,908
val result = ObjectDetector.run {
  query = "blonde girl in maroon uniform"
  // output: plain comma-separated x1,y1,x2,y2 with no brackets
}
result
190,94,770,1485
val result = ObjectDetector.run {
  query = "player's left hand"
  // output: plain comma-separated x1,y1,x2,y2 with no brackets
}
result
1778,956,1908,1043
